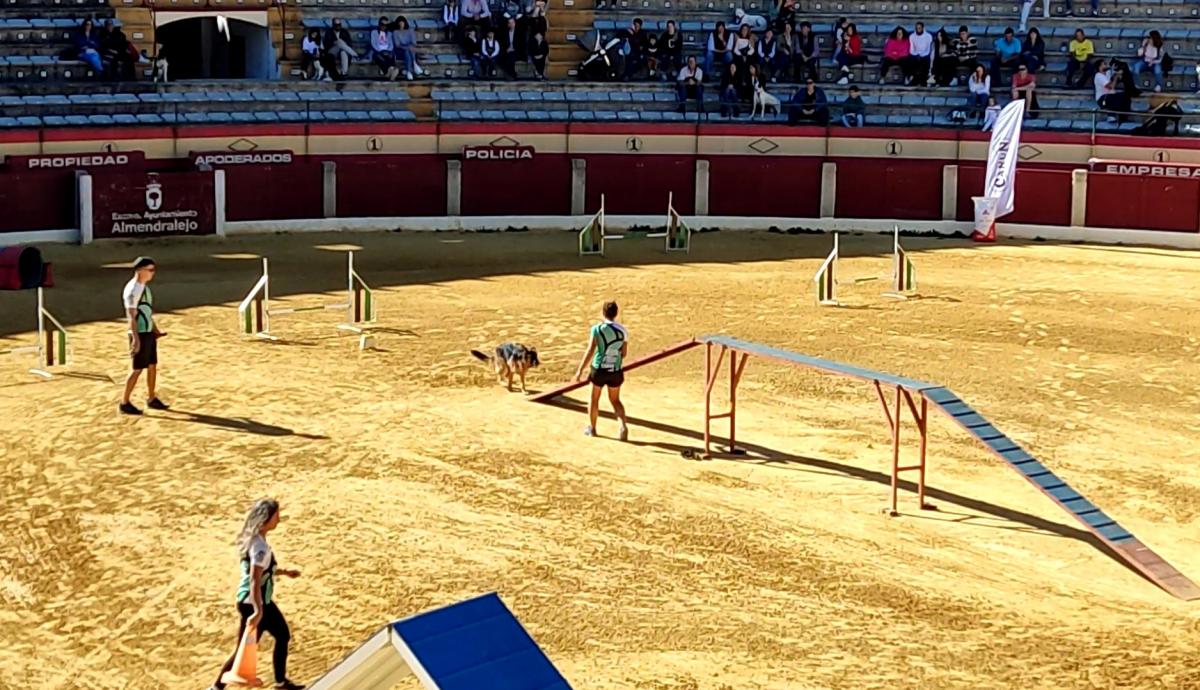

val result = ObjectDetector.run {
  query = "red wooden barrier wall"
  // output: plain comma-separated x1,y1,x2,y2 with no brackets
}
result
336,156,447,217
706,157,822,217
1086,173,1200,233
834,159,944,220
956,167,1074,227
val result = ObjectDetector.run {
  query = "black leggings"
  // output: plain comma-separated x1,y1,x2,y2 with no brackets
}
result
215,601,290,687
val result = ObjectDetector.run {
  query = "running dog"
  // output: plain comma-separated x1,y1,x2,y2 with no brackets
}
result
471,343,541,393
752,85,780,118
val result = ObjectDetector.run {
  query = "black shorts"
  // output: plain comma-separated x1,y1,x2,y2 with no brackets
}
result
589,368,624,389
131,332,158,370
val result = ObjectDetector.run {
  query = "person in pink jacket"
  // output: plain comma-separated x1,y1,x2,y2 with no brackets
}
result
879,26,912,84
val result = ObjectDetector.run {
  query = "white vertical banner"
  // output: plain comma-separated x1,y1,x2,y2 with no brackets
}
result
983,100,1026,219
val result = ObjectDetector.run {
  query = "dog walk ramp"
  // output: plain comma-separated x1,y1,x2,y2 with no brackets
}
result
308,593,573,690
922,387,1200,601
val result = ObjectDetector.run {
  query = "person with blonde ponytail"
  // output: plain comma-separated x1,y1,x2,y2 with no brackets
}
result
208,499,305,690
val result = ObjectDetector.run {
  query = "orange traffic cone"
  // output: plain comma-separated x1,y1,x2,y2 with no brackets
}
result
220,624,264,687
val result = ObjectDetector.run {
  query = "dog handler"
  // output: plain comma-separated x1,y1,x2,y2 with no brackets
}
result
208,498,305,690
120,257,169,415
574,301,629,441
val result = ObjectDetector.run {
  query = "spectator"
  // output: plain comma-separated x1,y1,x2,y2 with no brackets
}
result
1066,0,1098,17
1066,28,1094,89
879,26,911,84
443,0,460,42
392,16,419,80
644,34,660,79
981,96,1001,131
323,18,357,80
842,84,865,126
777,23,796,80
302,28,327,80
758,28,785,82
481,28,501,77
660,21,683,79
529,31,549,79
720,62,743,117
370,17,398,80
461,0,491,34
1096,60,1131,121
1131,30,1166,93
794,21,819,83
733,24,756,68
831,17,848,64
621,18,646,79
968,64,990,118
774,0,797,32
1018,0,1036,32
991,27,1021,83
788,78,828,125
1021,28,1045,73
931,28,956,86
463,26,483,76
705,22,733,78
746,63,764,102
835,23,865,84
1010,63,1038,116
952,25,978,85
500,17,520,78
524,0,548,56
677,54,704,112
74,19,103,75
909,21,932,86
100,19,135,80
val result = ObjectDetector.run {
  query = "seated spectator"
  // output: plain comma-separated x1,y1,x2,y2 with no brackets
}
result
931,28,956,86
323,18,357,80
720,62,744,117
74,19,103,75
777,23,795,80
677,55,704,112
1021,28,1044,73
834,23,865,84
100,19,135,80
1131,30,1166,93
732,24,755,67
659,21,683,79
879,26,911,84
788,78,828,125
1010,63,1038,116
774,0,797,32
370,17,398,79
746,62,763,100
842,84,865,126
758,28,785,83
951,25,978,85
619,18,646,79
443,0,460,43
524,0,548,61
990,27,1021,84
1066,0,1098,17
392,16,419,80
480,28,501,77
968,64,990,118
705,22,733,78
644,34,660,79
1066,28,1094,89
463,26,483,76
302,28,327,80
529,31,549,79
831,17,848,64
500,16,521,78
1095,60,1132,121
794,22,819,83
462,0,491,33
981,96,1001,131
909,22,932,85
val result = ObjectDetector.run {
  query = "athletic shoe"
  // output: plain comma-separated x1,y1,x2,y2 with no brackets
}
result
836,76,849,85
275,681,306,690
583,426,596,437
119,402,142,415
619,425,629,442
147,397,170,411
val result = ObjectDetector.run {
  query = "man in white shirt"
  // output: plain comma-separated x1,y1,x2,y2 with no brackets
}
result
676,55,703,113
908,22,933,85
120,257,168,415
1093,60,1112,104
480,29,500,77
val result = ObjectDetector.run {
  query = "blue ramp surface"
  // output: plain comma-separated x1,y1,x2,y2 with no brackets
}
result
395,593,573,690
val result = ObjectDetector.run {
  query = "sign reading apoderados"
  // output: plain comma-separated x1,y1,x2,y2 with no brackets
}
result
91,171,216,239
189,150,294,167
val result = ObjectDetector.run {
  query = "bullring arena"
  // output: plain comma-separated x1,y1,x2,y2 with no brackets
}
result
3,226,1200,689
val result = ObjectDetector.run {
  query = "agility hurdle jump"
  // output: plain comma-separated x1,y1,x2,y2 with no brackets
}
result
578,194,691,256
813,227,917,306
0,288,69,378
238,253,374,341
532,334,1200,601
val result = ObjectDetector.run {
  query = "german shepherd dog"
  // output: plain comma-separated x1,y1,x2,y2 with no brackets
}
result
471,343,540,393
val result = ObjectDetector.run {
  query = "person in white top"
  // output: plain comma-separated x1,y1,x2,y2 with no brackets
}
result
574,301,630,441
480,29,500,77
967,64,990,118
1093,60,1113,104
908,21,933,85
1131,30,1165,92
120,257,168,415
300,29,326,80
442,0,460,42
676,56,704,112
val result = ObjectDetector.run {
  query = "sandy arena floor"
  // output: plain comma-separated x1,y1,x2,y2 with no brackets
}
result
1,229,1199,690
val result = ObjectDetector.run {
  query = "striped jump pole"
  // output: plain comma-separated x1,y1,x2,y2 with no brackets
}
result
578,194,606,257
1,288,69,378
337,251,375,334
884,226,917,299
664,192,691,254
813,233,839,306
238,253,375,341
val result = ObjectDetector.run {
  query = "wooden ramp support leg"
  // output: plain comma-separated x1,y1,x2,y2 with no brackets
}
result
874,381,934,516
703,344,748,456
